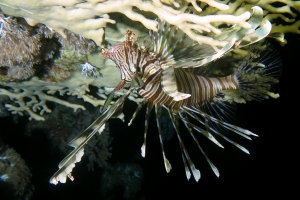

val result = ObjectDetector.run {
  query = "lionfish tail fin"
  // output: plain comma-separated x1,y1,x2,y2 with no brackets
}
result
235,43,282,101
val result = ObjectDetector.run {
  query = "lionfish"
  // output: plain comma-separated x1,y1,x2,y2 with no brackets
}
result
50,6,281,184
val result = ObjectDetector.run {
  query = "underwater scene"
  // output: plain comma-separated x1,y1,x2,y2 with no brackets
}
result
0,0,298,199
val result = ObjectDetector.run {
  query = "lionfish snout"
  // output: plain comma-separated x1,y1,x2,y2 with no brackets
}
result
101,48,110,59
101,43,125,62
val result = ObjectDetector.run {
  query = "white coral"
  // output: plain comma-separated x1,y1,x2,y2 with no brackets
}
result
0,72,105,121
0,0,299,47
0,0,252,48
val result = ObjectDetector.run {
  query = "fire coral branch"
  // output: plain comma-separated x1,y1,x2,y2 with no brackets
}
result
0,0,252,47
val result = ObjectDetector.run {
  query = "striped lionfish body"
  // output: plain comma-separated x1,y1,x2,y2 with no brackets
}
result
50,6,281,184
102,30,238,109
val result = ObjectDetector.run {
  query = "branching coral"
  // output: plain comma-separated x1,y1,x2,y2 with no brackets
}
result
0,72,104,121
0,70,145,121
0,0,253,48
200,0,300,44
1,0,299,48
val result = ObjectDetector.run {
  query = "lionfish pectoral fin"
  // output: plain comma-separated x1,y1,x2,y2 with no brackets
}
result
174,6,268,69
111,108,125,122
101,79,127,113
164,156,172,173
183,105,255,154
101,91,115,113
141,145,146,158
50,89,133,185
168,109,201,181
232,6,263,44
50,124,106,185
141,102,154,157
179,108,220,177
161,67,191,101
220,6,264,50
201,95,239,136
128,99,147,126
237,20,272,48
155,105,172,173
131,74,144,88
180,108,224,148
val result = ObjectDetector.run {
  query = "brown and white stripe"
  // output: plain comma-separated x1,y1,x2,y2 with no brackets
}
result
138,64,238,109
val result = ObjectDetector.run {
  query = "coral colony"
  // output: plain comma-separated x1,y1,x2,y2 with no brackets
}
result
0,0,299,196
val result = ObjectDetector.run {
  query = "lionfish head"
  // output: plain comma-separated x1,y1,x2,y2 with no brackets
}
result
101,30,140,83
101,43,125,62
102,30,136,63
